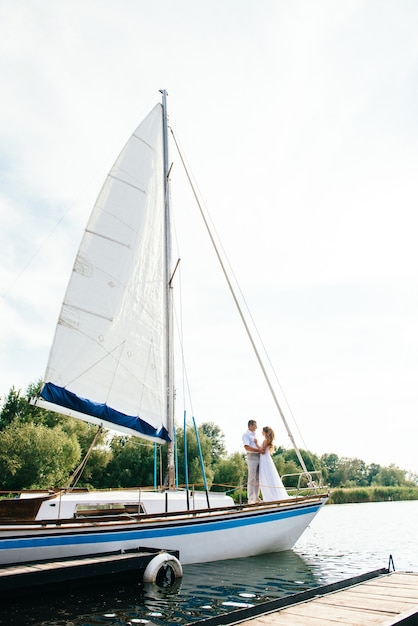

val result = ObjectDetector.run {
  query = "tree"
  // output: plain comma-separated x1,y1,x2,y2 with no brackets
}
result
366,463,381,486
212,452,246,494
279,457,300,488
175,425,214,488
0,420,81,489
320,455,368,488
406,471,418,486
59,418,110,486
0,381,64,430
372,464,408,487
343,457,368,487
199,422,227,461
283,448,320,473
320,453,340,486
0,381,113,489
101,437,156,488
0,386,37,430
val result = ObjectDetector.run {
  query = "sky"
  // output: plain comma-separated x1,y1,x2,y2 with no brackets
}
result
1,0,418,475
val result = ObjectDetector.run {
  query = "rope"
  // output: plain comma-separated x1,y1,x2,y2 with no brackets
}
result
169,126,314,483
66,425,103,489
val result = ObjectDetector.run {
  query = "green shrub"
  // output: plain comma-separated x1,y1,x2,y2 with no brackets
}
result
328,486,418,504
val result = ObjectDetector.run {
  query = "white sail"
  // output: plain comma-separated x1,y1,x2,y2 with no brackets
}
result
36,104,170,444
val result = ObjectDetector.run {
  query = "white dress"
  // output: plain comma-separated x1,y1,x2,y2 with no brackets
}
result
259,444,289,501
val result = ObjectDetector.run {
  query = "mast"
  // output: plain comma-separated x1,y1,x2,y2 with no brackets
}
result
160,89,176,489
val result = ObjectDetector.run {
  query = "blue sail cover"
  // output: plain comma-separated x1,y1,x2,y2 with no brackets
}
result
41,382,171,442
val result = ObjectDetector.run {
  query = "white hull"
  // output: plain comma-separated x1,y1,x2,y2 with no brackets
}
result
0,495,327,566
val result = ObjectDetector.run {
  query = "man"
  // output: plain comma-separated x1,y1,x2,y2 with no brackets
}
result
242,419,261,504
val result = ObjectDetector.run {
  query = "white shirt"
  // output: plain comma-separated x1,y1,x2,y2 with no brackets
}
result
242,429,259,454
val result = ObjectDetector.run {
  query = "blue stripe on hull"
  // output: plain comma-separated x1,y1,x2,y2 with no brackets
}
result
0,504,321,552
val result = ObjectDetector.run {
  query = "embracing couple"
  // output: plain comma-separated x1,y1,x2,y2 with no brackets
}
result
242,419,289,504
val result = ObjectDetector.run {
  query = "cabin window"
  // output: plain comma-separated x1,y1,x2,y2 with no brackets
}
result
74,502,145,518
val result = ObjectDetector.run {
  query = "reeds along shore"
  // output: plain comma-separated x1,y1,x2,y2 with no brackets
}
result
328,485,418,504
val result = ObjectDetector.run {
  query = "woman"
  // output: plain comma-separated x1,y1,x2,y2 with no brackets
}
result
257,426,289,502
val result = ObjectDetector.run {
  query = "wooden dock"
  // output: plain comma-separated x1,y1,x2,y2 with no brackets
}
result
191,570,418,626
0,547,180,591
237,571,418,625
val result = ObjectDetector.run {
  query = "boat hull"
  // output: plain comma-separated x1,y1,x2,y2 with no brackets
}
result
0,497,326,566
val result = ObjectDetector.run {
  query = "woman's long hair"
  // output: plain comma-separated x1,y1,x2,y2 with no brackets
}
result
262,426,275,452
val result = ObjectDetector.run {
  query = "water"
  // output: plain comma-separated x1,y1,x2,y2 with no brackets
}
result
2,501,417,625
295,500,418,579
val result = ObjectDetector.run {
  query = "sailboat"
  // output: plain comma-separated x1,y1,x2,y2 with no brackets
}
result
0,91,328,567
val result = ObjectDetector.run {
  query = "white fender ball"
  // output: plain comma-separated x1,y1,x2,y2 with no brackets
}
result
143,552,183,587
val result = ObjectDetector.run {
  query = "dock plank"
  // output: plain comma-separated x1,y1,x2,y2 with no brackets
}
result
318,590,417,613
235,572,418,626
272,602,393,623
350,582,418,600
380,605,418,626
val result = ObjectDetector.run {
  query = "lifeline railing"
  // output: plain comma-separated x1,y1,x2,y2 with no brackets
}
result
281,470,328,496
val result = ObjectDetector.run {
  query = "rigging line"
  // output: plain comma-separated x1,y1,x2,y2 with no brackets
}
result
171,206,185,406
170,194,195,423
169,124,309,458
55,339,126,388
170,127,313,481
66,425,103,489
0,121,138,308
170,129,316,468
173,299,195,420
170,192,188,417
0,209,69,306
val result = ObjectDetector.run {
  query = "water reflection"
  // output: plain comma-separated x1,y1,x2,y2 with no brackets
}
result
1,551,319,626
183,550,320,600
